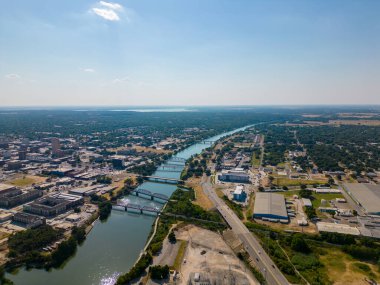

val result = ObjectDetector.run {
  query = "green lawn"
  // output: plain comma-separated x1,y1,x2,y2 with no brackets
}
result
282,190,301,198
311,193,344,208
251,153,260,167
274,177,328,187
276,162,286,168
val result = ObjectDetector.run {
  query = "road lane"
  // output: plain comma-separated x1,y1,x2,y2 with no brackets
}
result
201,176,289,285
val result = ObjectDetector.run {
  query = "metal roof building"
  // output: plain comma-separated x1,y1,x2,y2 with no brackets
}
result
302,198,312,207
253,193,288,222
317,222,360,236
343,183,380,216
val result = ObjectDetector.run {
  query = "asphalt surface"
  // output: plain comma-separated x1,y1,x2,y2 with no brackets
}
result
201,176,290,285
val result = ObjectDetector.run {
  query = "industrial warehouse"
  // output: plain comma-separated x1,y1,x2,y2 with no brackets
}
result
343,183,380,216
253,192,288,223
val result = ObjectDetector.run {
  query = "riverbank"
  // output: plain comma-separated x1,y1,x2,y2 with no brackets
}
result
7,124,254,285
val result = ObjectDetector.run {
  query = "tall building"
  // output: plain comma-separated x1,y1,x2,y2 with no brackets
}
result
51,137,61,156
19,150,27,160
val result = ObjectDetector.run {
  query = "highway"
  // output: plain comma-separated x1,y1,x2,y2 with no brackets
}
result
201,176,290,285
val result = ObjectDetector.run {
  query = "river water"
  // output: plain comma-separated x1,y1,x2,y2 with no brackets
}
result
7,125,251,285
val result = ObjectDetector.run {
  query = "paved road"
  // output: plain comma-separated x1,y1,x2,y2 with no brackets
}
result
201,176,289,285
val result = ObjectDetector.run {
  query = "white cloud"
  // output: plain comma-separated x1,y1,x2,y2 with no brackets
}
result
112,76,130,84
5,73,20,80
82,68,96,73
92,7,120,21
91,1,125,21
100,1,123,11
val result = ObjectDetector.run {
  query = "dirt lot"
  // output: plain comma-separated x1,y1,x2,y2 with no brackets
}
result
174,225,258,285
185,177,214,210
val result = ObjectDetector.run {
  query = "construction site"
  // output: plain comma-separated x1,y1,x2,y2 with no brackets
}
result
150,224,258,285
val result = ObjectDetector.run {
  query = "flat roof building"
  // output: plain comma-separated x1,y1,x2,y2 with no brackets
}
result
302,198,312,207
0,187,42,209
69,185,99,197
253,193,288,222
219,168,250,183
343,183,380,215
0,183,17,195
317,222,360,236
13,212,46,229
233,185,247,202
24,193,83,217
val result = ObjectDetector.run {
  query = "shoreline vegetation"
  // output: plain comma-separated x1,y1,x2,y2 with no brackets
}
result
116,187,226,285
2,210,99,284
1,127,229,283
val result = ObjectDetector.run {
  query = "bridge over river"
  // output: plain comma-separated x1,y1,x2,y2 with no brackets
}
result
130,188,169,201
141,175,184,185
157,164,183,173
112,203,161,215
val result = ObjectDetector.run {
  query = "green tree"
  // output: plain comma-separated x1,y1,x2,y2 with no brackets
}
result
291,235,310,253
137,176,144,184
150,265,169,280
168,231,176,243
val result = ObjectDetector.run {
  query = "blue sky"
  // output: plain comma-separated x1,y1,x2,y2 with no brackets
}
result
1,0,379,106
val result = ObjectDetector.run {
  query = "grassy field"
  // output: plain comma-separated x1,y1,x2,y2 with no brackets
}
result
186,177,214,210
172,240,187,270
319,248,380,285
281,190,344,207
276,162,286,168
311,193,344,208
8,175,46,187
251,153,260,167
282,190,300,198
274,177,328,187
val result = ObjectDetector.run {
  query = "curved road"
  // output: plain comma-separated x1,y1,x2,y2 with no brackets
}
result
201,176,289,285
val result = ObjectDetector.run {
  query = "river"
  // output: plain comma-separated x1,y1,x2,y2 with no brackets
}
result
7,125,252,285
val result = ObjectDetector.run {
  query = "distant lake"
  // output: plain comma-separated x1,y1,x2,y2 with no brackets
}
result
109,108,193,112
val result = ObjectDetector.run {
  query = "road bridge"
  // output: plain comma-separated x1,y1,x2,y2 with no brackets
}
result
131,188,169,201
142,175,184,185
112,203,161,215
201,140,216,144
164,163,185,167
157,165,183,172
170,157,186,163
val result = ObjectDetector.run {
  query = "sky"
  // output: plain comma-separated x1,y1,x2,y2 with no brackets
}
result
0,0,379,106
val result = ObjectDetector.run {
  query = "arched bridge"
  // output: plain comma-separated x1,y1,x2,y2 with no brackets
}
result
142,175,184,185
131,188,169,201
